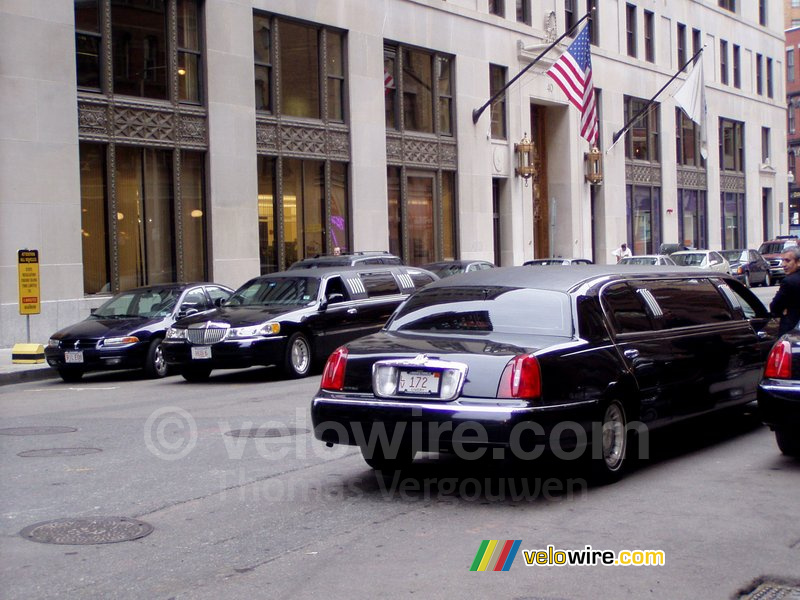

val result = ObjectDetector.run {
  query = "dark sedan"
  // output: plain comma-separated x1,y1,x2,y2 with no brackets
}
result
720,249,771,287
162,265,437,381
312,266,776,482
45,283,233,382
758,324,800,457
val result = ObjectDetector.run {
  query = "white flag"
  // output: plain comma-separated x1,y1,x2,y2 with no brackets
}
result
674,58,708,159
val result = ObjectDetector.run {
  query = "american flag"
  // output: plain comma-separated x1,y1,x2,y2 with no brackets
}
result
546,24,598,145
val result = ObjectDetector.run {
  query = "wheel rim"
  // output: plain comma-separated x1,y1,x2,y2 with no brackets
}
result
602,402,626,470
291,337,310,373
153,344,167,376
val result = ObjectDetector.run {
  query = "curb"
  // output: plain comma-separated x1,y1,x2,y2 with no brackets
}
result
0,367,59,387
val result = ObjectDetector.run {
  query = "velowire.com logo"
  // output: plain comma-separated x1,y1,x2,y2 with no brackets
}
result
469,540,522,571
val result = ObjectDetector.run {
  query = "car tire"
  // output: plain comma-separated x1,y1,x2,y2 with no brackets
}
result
744,273,751,288
775,429,800,457
361,441,416,471
143,337,168,379
57,368,84,383
181,366,212,382
283,332,312,378
589,399,629,484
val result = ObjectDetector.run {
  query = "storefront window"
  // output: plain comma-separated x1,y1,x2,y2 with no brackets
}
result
330,163,349,252
79,144,109,294
722,192,745,249
181,151,206,281
257,157,277,274
678,189,707,248
627,184,661,255
388,167,402,257
407,176,435,265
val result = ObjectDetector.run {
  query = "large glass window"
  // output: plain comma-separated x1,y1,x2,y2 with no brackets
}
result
257,157,350,273
387,167,457,266
177,0,201,102
253,14,344,122
257,157,277,274
627,185,661,255
644,11,654,63
115,147,175,289
720,118,744,172
490,65,507,140
678,189,707,248
78,142,207,294
75,0,101,89
676,109,704,167
180,151,206,282
384,43,453,136
626,4,637,58
624,96,660,162
76,0,202,103
722,192,746,249
111,0,168,99
281,21,320,119
79,144,109,294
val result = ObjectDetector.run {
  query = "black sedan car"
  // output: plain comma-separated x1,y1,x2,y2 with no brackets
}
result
758,324,800,457
45,283,233,382
720,249,771,287
312,266,776,482
162,265,437,381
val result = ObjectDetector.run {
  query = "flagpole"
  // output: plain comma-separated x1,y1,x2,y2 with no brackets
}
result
472,10,594,124
607,46,705,151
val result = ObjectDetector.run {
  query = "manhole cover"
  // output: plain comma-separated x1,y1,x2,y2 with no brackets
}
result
225,427,309,438
17,448,102,458
0,426,77,436
20,517,154,545
740,582,800,599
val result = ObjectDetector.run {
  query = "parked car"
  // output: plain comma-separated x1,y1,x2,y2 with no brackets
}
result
758,324,800,457
162,265,438,381
311,265,776,482
619,255,677,266
658,243,694,255
523,258,594,266
288,251,402,270
422,260,496,279
45,283,233,382
720,249,771,287
758,237,800,283
671,250,731,274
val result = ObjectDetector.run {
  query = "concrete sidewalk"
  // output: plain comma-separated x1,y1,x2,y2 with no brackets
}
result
0,347,58,386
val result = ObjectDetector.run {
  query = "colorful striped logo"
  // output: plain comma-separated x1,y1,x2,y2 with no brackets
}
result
470,540,522,571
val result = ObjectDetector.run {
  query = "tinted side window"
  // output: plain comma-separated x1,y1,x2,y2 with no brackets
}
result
182,288,209,311
410,272,435,289
634,279,734,328
717,279,769,319
359,272,400,297
602,283,653,334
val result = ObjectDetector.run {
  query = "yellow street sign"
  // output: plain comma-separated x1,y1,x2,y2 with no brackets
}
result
18,249,40,315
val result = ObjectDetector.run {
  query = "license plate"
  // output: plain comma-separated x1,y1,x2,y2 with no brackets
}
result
64,351,84,364
397,369,440,396
191,346,212,360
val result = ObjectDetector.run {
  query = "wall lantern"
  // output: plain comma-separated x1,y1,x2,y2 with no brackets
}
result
515,133,537,183
584,146,603,185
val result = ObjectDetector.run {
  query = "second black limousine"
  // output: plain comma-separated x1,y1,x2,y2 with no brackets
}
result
311,266,778,482
162,265,437,381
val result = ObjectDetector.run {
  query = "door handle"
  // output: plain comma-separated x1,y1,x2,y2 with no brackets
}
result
623,349,640,359
757,331,768,340
347,308,358,315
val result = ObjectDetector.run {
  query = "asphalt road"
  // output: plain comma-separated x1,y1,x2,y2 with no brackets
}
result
0,348,798,599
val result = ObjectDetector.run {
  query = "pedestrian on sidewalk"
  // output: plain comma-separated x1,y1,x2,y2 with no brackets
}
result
770,245,800,335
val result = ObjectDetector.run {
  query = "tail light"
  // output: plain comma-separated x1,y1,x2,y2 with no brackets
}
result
497,354,541,399
764,341,792,379
321,346,348,390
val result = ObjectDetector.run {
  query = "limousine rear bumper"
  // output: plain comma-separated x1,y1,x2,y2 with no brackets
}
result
311,393,600,456
758,380,800,429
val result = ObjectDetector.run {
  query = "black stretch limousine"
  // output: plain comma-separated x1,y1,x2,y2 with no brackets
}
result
311,266,778,482
162,265,437,381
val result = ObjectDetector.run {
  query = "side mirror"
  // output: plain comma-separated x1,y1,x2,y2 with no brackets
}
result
90,308,98,315
214,297,226,307
178,308,199,318
320,293,345,311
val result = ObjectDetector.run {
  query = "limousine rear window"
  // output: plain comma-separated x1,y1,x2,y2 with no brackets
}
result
359,272,400,297
388,287,572,336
